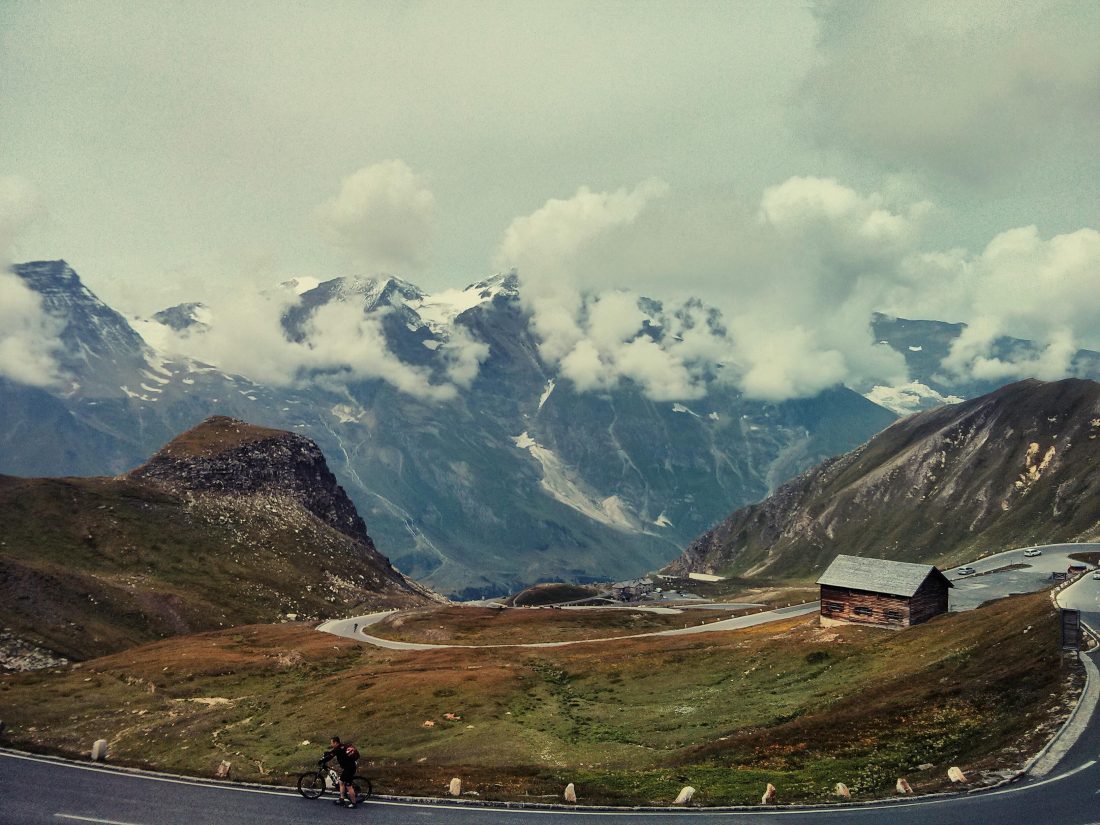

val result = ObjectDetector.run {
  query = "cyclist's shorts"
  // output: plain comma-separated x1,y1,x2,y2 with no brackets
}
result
340,767,355,784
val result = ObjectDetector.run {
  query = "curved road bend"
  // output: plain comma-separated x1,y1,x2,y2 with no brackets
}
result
320,543,1100,651
3,545,1097,824
318,602,820,651
1,702,1098,825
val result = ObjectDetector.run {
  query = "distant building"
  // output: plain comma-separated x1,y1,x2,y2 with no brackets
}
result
610,578,655,601
817,554,952,628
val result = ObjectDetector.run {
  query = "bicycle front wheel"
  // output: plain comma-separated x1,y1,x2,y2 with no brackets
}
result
297,771,326,799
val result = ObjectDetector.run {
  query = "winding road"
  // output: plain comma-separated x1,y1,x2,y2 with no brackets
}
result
2,544,1098,824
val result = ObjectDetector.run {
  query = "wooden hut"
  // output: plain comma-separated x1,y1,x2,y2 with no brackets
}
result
816,554,952,628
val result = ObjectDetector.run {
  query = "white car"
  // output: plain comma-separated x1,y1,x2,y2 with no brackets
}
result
1023,548,1042,557
1093,572,1100,581
956,566,976,576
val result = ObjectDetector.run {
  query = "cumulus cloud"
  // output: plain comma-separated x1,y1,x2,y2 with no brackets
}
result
933,226,1100,381
492,180,715,398
553,291,708,401
0,177,62,388
315,161,435,273
493,175,923,403
148,281,485,402
802,1,1100,183
0,271,64,387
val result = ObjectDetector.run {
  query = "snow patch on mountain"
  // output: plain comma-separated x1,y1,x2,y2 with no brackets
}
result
512,431,637,531
539,379,556,410
864,381,964,415
410,275,514,335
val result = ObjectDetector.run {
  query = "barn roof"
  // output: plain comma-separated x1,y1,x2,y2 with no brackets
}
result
816,554,953,598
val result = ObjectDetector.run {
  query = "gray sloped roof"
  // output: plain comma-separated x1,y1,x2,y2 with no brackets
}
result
816,554,953,598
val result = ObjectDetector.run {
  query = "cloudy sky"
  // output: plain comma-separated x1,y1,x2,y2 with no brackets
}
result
2,1,1099,401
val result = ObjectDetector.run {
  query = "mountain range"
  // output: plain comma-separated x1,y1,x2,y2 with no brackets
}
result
4,259,1098,597
665,377,1100,580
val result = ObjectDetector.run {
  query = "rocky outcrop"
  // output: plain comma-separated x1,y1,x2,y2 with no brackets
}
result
666,379,1100,580
130,416,374,549
0,417,438,665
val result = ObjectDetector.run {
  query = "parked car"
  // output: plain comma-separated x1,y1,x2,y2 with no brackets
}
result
956,566,976,576
1023,548,1042,557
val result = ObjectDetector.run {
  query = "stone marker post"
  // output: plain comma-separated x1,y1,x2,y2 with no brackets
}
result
91,739,108,762
674,786,695,805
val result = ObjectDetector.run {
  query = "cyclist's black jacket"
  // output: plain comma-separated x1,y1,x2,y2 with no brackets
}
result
322,744,356,770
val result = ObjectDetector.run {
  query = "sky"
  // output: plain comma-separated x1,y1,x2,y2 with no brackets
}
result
2,1,1099,402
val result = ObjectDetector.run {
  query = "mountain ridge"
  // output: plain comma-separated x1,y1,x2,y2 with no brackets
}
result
2,260,903,595
665,377,1100,580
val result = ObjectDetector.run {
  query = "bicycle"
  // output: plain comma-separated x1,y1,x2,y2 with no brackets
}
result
296,760,373,801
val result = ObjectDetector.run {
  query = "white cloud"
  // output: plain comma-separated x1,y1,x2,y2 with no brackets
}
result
493,180,709,398
935,226,1100,381
315,161,435,274
0,177,62,388
492,175,924,403
0,270,64,388
438,323,490,389
147,282,483,402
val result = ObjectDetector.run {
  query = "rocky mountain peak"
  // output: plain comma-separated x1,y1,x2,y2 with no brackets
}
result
12,260,149,381
129,416,374,548
151,301,210,333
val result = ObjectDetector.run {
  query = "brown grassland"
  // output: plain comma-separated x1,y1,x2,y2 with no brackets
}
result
0,590,1082,806
370,606,744,644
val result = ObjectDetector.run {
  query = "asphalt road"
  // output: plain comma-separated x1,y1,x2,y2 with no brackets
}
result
4,544,1098,824
1,717,1098,825
320,543,1100,651
318,603,822,650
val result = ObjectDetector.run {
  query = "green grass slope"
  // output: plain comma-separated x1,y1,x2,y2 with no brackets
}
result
0,591,1080,805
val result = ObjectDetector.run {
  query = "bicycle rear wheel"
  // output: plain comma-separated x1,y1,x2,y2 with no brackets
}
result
297,771,326,799
352,776,373,798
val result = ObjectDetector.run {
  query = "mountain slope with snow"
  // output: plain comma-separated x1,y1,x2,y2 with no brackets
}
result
3,260,898,596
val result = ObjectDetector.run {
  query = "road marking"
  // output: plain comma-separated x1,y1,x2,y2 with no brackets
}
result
2,751,295,798
56,815,146,825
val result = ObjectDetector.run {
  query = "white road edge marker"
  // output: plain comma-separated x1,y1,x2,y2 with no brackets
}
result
56,815,146,825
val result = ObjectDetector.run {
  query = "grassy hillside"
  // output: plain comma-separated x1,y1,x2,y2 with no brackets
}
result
0,474,428,663
0,591,1080,805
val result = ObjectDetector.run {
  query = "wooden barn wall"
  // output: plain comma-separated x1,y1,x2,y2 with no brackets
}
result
908,577,950,625
819,585,910,627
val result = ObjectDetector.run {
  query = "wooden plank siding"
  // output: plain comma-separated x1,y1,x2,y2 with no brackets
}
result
908,576,950,625
817,555,952,629
819,585,910,627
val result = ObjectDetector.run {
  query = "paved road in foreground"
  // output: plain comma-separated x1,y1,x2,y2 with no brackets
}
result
2,688,1098,825
3,545,1098,824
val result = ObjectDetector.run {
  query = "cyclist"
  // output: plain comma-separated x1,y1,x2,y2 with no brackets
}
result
321,736,359,808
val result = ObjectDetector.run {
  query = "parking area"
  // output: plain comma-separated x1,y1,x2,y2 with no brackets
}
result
949,543,1100,612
